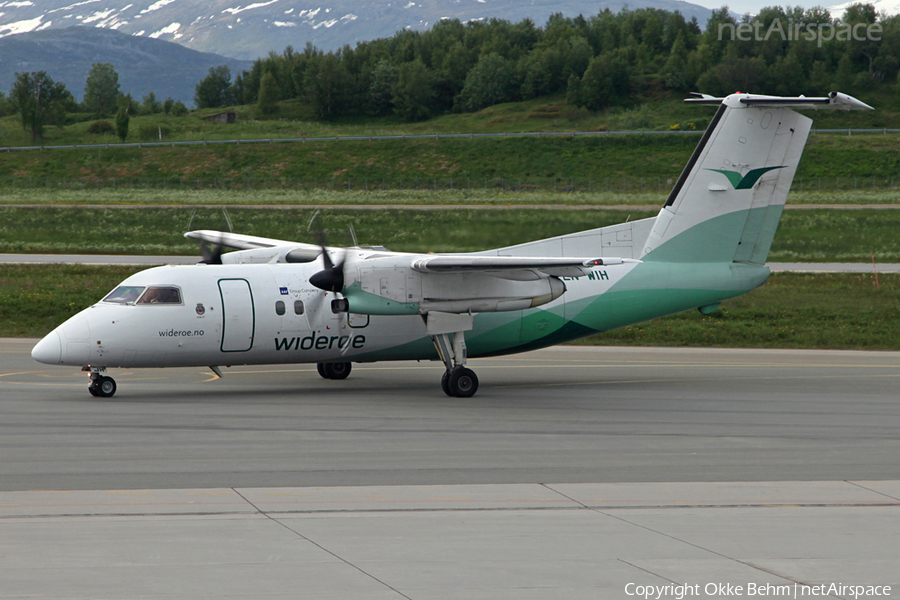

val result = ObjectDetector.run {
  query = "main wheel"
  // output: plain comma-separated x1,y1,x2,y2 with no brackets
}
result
327,362,352,380
88,385,99,397
447,367,478,398
320,362,352,380
441,370,454,397
95,376,117,398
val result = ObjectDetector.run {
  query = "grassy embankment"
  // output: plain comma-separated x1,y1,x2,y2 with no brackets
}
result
1,206,898,261
2,133,900,191
2,89,900,192
2,265,895,349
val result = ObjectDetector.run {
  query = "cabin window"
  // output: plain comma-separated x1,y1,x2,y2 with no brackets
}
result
103,286,145,304
275,301,286,316
137,286,182,304
294,300,304,315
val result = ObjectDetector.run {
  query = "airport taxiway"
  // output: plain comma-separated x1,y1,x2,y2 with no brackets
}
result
2,340,898,598
3,340,900,490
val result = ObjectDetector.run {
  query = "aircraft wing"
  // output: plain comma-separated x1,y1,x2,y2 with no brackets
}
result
185,230,319,251
410,255,639,277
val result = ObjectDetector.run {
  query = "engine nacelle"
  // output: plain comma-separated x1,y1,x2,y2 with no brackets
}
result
343,262,566,315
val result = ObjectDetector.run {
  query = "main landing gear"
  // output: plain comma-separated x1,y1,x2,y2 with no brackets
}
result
432,330,478,398
317,362,352,380
87,367,116,398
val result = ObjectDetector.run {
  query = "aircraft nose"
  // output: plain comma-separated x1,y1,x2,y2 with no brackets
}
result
32,331,62,364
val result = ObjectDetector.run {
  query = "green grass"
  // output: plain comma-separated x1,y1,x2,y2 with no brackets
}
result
579,272,900,349
0,265,143,337
4,266,896,349
1,206,899,261
0,206,658,255
0,187,669,206
0,133,898,188
0,187,897,207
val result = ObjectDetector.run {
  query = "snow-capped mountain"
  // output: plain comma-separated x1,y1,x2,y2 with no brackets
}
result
0,0,717,61
0,26,252,103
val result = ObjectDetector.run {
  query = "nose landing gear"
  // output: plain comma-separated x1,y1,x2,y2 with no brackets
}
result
87,368,117,398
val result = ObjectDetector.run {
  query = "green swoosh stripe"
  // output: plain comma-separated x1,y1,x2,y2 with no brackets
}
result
707,166,786,189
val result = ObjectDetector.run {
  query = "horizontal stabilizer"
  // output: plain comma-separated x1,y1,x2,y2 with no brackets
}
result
685,91,873,111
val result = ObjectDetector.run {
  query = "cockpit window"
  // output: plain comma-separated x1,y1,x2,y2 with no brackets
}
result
137,286,182,304
103,286,146,304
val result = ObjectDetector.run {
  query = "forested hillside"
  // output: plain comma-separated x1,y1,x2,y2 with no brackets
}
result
194,4,900,120
2,3,899,151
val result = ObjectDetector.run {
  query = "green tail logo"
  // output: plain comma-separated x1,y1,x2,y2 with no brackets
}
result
707,166,786,190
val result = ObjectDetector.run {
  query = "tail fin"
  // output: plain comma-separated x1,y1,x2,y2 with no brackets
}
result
640,92,872,264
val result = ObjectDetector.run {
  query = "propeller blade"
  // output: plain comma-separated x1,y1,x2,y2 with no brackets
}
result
198,235,224,265
310,232,347,292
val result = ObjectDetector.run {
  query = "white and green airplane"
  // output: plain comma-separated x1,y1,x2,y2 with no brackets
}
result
32,91,871,398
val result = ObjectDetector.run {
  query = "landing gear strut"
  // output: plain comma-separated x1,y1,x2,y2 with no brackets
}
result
87,368,116,398
432,330,478,398
317,362,352,380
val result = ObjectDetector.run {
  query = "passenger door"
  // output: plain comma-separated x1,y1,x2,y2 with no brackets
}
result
218,279,255,352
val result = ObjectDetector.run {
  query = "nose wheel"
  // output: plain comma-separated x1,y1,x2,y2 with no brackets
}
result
88,371,117,398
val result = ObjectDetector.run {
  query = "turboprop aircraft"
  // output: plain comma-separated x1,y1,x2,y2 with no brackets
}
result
32,91,871,398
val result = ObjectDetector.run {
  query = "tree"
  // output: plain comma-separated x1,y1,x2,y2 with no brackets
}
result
257,72,279,115
117,92,139,115
566,73,583,106
369,60,398,116
194,66,233,109
141,92,162,115
115,107,129,142
304,54,352,119
83,63,120,116
454,53,520,112
663,32,691,90
392,59,435,122
575,52,631,110
843,2,880,78
163,97,175,115
10,71,74,142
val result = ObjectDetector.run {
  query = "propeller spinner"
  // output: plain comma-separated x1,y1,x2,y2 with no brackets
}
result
309,244,346,292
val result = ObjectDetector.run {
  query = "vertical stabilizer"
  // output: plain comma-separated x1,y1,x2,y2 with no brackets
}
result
639,92,870,264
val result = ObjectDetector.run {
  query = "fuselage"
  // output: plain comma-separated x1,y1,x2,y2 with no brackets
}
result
31,258,769,370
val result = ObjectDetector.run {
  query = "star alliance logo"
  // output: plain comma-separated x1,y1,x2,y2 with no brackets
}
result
707,166,786,190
